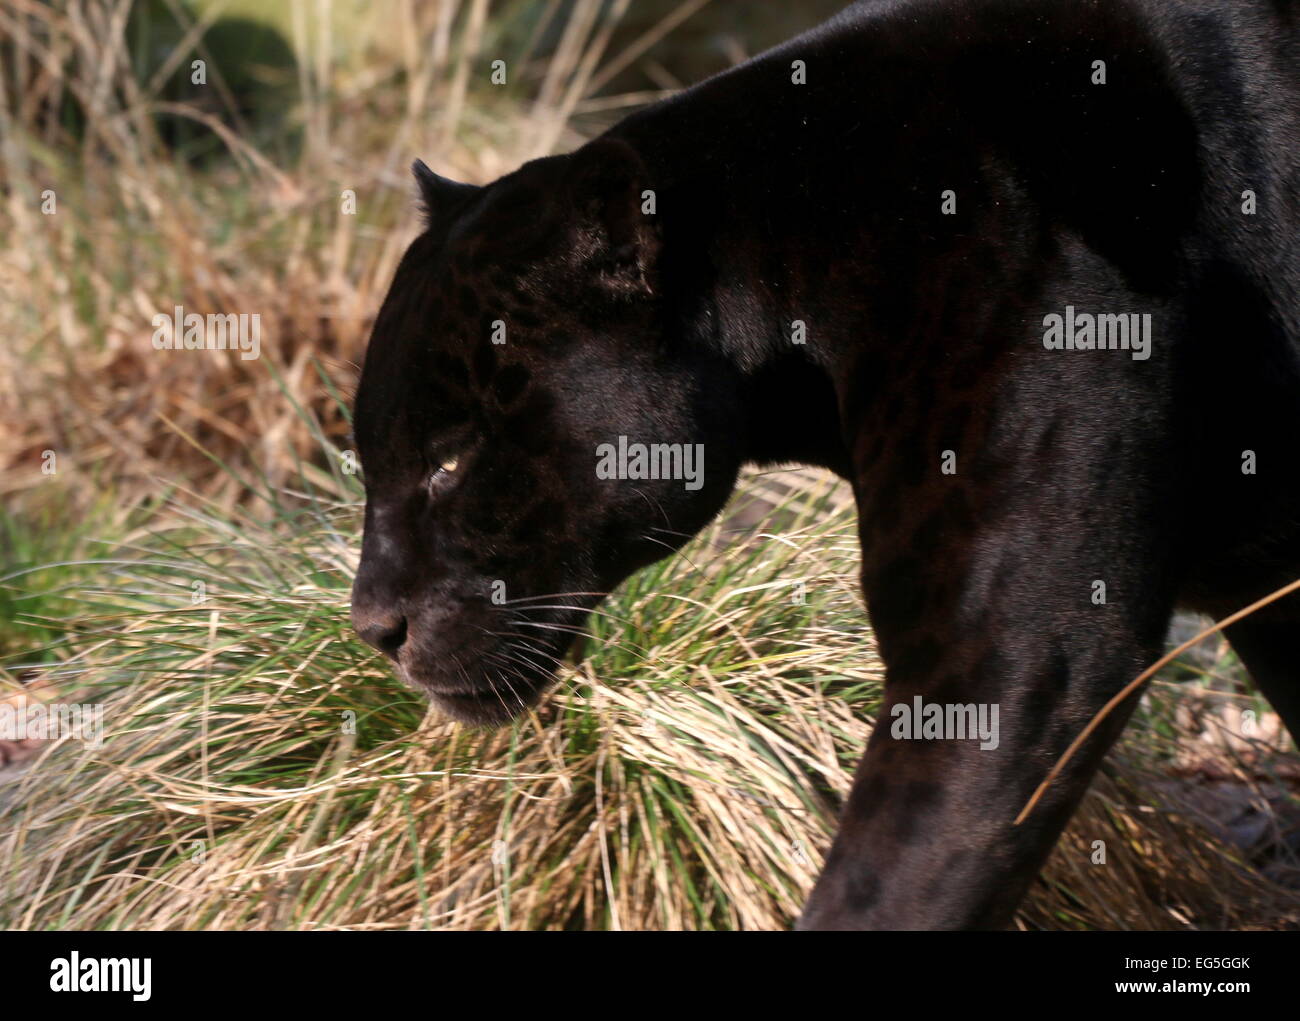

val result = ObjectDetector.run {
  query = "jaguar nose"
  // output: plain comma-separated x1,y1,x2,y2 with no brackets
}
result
353,609,408,656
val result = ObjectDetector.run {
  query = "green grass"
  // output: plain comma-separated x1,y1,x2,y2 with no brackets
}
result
0,483,155,665
0,422,886,929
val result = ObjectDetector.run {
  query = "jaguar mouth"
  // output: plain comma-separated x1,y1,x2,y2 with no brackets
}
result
399,662,550,726
379,612,589,726
428,685,544,726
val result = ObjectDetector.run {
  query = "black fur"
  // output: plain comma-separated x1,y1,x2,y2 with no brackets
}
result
351,0,1300,929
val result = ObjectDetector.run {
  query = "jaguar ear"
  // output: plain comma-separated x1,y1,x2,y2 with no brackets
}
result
412,159,478,225
566,137,660,297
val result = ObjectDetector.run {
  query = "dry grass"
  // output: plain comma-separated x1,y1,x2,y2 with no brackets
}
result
0,0,682,506
1,472,874,930
1,0,1298,931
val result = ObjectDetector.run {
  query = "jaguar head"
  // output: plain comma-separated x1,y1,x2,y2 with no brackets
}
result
349,138,743,724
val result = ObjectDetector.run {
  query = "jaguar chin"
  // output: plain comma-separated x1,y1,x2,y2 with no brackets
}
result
418,679,549,729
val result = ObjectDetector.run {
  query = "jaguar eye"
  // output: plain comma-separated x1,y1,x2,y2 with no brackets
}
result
426,435,475,494
428,454,461,495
